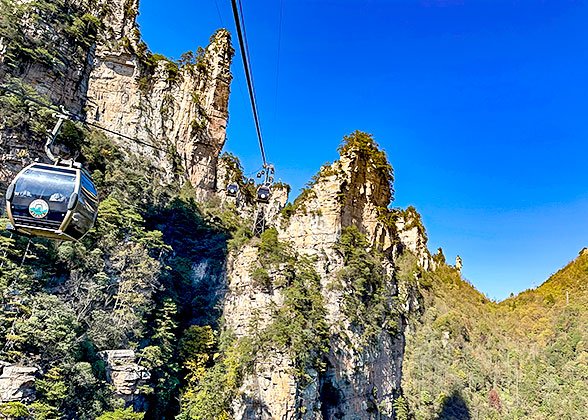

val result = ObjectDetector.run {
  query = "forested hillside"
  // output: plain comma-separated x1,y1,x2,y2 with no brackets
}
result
0,131,251,419
1,1,587,420
403,250,588,420
0,0,249,418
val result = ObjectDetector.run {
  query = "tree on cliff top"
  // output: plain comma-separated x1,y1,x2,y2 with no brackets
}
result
337,130,395,196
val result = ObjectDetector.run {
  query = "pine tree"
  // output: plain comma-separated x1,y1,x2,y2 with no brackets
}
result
393,396,408,420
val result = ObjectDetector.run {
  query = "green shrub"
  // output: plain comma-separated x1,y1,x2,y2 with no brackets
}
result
334,226,400,343
251,268,271,289
337,131,394,195
96,407,145,420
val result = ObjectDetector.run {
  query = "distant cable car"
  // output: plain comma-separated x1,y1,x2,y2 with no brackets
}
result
227,183,239,197
256,185,271,203
5,162,98,241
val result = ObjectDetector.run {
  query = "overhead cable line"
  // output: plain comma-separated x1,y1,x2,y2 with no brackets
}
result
237,0,259,109
0,84,167,152
213,0,226,28
274,0,284,123
230,0,267,167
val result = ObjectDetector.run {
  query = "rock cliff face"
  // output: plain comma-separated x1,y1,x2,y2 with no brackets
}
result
0,0,233,199
0,0,96,113
97,350,150,409
223,135,430,419
86,0,233,197
0,363,37,403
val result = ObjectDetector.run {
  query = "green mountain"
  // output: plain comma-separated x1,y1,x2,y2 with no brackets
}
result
1,1,587,420
403,250,588,420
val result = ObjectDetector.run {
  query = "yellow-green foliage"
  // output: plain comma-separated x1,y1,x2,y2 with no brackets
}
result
393,396,409,420
0,402,30,418
96,408,145,420
403,253,588,420
337,130,394,194
177,329,252,420
497,254,588,344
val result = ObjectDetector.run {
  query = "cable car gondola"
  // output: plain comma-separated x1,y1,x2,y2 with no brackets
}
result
227,183,239,197
256,185,271,203
5,162,99,241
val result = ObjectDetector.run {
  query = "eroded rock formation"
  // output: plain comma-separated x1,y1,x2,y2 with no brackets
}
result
97,350,150,408
0,0,233,200
86,1,233,197
223,136,430,419
0,363,37,403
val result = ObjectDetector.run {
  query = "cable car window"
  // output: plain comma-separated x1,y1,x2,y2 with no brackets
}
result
81,172,98,197
31,164,76,175
12,169,76,219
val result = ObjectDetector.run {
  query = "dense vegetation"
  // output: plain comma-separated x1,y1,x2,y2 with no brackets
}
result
0,0,102,76
331,225,401,345
178,228,330,418
403,251,588,420
0,119,252,419
337,130,395,199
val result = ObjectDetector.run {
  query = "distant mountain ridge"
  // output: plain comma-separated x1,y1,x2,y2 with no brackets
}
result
403,248,588,419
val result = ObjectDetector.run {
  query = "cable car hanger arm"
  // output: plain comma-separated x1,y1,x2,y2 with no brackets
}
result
45,110,70,165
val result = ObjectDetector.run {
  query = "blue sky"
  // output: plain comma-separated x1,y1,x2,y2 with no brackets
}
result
138,0,588,301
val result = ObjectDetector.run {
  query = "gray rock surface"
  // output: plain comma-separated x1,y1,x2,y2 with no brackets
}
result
98,349,150,407
0,363,38,402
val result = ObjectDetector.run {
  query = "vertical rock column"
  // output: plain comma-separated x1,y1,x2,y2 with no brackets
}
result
224,144,431,419
86,3,233,198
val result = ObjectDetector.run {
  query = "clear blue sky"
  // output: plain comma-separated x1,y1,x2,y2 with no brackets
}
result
138,0,588,301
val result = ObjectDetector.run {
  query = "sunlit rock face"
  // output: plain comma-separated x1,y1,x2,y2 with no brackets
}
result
86,7,233,198
98,349,150,409
0,363,38,403
223,143,430,419
0,0,233,201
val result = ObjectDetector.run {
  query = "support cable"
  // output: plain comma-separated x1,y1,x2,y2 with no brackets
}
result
237,0,259,110
230,0,267,167
213,0,226,28
0,84,167,152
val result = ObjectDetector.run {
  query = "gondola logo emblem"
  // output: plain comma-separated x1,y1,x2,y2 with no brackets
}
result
29,199,49,219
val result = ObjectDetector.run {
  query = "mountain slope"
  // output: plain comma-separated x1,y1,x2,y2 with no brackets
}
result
403,251,588,420
2,1,588,420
